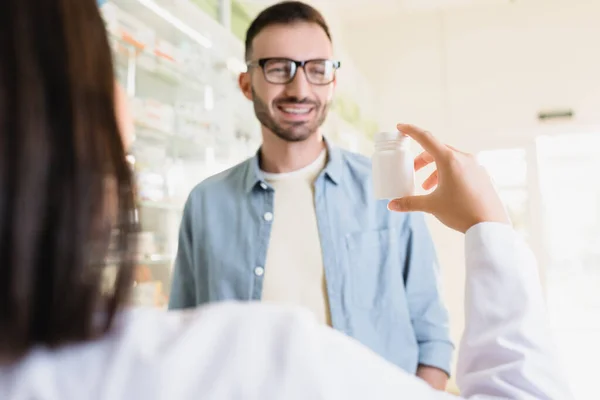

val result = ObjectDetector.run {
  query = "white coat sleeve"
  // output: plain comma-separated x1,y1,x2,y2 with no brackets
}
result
456,223,573,399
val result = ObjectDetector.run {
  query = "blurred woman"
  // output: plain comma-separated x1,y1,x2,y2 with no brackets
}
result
0,1,570,399
0,0,136,364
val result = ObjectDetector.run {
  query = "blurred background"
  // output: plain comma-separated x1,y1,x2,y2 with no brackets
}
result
100,0,599,397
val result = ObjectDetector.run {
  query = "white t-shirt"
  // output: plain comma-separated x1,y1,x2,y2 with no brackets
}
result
261,149,332,325
0,224,573,400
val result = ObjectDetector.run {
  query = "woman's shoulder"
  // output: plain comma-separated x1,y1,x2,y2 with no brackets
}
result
109,303,327,398
116,302,319,353
3,303,431,400
2,302,325,400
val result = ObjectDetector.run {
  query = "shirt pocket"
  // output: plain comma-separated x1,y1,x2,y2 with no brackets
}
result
344,228,408,308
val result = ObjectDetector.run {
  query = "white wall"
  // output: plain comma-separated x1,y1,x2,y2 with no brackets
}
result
311,1,379,118
344,0,600,149
342,0,600,379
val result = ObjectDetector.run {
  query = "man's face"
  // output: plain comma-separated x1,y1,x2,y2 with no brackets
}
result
239,22,336,142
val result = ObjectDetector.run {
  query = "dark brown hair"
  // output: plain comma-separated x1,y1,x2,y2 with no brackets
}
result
0,0,137,362
245,1,332,61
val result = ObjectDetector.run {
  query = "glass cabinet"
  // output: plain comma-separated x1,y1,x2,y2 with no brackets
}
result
101,0,260,307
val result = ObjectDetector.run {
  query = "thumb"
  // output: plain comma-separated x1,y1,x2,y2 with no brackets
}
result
388,195,433,213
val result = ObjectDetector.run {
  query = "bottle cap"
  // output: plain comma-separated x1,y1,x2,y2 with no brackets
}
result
373,131,408,143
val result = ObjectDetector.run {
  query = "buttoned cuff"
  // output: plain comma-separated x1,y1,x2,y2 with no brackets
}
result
418,340,454,377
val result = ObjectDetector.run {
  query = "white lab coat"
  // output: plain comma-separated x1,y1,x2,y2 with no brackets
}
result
0,223,573,400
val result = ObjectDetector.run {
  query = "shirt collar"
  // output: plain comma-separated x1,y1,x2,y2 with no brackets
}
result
323,139,342,185
243,137,342,193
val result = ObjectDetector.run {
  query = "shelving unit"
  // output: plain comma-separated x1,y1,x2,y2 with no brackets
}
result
101,0,260,308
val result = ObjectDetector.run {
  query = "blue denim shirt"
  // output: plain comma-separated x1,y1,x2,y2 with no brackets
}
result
169,143,454,375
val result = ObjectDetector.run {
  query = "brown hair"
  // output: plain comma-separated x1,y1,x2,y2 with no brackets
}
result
245,1,332,61
0,0,137,362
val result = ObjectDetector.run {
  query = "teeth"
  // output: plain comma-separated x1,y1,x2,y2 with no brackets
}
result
282,107,310,114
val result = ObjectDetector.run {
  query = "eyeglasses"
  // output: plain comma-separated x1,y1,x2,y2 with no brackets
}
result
247,58,341,85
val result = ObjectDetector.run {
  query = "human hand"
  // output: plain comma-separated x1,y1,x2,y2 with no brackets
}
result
387,124,510,233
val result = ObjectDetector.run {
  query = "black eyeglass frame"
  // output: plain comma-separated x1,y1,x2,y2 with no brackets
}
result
246,57,341,85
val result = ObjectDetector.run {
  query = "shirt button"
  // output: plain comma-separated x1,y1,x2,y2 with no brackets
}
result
259,182,268,190
254,266,265,277
263,212,273,222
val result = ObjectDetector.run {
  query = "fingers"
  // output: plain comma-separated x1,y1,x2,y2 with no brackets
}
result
414,152,439,190
387,194,433,213
414,151,435,172
422,170,438,190
446,144,470,156
397,124,448,160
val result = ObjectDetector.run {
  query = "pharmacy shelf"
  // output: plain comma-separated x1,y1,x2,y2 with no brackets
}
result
138,200,182,212
136,254,175,265
104,255,174,266
110,34,210,90
133,125,216,159
110,0,213,50
101,0,259,308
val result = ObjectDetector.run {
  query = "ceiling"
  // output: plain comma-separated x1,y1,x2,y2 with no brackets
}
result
238,0,515,20
320,0,509,12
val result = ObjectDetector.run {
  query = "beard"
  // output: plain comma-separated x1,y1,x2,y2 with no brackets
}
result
251,87,330,142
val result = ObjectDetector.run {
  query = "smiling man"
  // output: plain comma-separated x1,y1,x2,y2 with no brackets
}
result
169,1,453,389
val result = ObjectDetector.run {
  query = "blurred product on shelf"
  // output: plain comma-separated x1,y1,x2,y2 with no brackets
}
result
154,38,180,64
137,171,166,202
134,265,154,282
101,2,156,51
132,97,176,133
136,232,160,258
175,100,212,139
131,280,168,308
180,42,211,77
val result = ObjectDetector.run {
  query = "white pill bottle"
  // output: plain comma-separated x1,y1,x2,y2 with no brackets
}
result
372,131,415,200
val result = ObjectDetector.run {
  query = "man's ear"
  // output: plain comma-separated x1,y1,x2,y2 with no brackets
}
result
238,72,253,101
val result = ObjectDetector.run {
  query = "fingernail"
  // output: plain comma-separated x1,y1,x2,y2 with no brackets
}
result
396,124,408,135
387,201,398,211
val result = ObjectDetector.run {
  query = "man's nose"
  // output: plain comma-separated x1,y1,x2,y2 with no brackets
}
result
284,67,312,98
